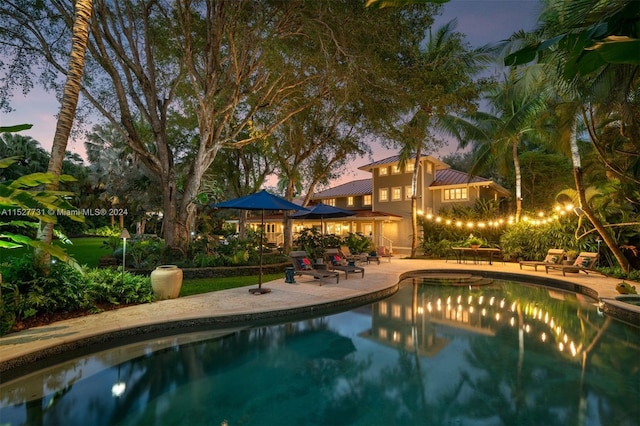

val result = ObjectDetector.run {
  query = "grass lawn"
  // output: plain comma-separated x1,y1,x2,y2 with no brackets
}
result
0,237,111,268
180,273,284,296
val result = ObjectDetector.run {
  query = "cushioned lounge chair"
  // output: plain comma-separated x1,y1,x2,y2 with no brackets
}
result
325,248,365,279
544,252,601,276
519,249,565,271
289,250,339,285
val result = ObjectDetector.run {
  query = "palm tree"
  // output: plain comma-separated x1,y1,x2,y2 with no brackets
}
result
396,20,490,257
453,70,548,222
517,0,636,272
36,0,93,269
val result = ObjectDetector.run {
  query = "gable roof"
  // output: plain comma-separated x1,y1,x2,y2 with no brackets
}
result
430,168,491,187
312,179,372,199
430,169,510,196
313,169,510,199
358,154,449,172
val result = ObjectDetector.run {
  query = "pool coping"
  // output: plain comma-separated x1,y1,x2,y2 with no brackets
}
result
1,260,638,375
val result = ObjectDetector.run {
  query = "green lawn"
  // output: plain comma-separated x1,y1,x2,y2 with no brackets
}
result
0,237,111,268
180,273,284,296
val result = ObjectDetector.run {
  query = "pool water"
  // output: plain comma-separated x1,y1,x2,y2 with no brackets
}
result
1,277,639,425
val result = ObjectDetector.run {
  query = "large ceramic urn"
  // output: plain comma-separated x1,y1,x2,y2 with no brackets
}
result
150,265,183,300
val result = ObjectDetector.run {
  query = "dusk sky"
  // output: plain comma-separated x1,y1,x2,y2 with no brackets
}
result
0,0,543,184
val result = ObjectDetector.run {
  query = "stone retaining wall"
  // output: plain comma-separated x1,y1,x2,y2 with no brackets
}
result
130,262,290,279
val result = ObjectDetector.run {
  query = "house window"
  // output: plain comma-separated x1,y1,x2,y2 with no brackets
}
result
347,196,354,206
426,163,433,174
363,194,372,205
379,188,389,202
379,167,388,176
392,164,401,174
443,187,468,201
405,185,413,200
406,162,415,173
392,187,402,201
326,198,336,206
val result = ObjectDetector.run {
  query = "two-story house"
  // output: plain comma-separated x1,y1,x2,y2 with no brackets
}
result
245,153,510,254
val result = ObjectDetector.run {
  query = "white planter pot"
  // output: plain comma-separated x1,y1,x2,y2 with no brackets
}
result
150,265,183,300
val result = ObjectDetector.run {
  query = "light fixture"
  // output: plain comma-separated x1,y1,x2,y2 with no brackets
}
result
120,229,131,285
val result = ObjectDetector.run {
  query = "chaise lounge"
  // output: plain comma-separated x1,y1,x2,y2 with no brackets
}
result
544,252,601,276
519,249,565,271
326,248,365,279
289,250,339,285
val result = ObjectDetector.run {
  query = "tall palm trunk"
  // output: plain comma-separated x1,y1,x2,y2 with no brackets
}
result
512,140,523,222
36,0,93,270
568,122,630,272
410,145,422,258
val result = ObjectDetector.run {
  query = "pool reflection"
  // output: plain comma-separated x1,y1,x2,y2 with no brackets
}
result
1,278,639,425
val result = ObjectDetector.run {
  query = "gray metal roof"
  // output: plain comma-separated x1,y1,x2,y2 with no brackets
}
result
312,179,372,199
358,154,449,172
313,168,509,198
430,168,490,186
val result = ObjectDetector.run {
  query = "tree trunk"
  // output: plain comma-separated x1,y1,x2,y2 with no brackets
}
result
569,123,629,272
513,140,523,222
35,0,93,270
410,146,422,258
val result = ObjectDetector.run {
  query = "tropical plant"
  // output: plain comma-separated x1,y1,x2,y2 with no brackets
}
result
344,232,374,255
0,157,82,265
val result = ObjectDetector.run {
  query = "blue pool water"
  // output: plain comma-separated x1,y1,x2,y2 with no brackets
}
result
1,276,639,425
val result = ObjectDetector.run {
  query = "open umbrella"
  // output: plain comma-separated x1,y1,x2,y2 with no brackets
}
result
212,190,307,294
289,202,355,251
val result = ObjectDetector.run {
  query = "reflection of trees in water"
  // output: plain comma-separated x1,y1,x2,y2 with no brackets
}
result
6,282,639,425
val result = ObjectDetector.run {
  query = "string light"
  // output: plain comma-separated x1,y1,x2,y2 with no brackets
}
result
419,203,576,229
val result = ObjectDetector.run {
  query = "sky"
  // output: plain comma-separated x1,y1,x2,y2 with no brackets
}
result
0,0,543,184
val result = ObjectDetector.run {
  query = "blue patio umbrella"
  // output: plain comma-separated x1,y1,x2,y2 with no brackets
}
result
212,190,307,294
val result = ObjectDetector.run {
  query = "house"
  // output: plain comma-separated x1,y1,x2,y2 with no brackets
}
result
246,154,510,254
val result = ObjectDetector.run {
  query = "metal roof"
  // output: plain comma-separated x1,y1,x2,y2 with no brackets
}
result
358,154,449,172
312,179,372,199
430,168,490,186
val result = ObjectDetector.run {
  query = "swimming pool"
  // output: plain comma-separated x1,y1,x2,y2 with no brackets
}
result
1,274,639,425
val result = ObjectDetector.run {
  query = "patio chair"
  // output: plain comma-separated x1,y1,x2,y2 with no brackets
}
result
544,252,601,276
375,246,392,263
519,249,565,271
325,248,365,279
289,250,339,285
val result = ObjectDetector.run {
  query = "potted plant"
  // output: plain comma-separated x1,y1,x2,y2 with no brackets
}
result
466,236,483,249
565,250,578,264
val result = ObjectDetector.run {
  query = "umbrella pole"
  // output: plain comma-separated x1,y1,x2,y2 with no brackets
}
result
249,209,271,294
259,209,264,288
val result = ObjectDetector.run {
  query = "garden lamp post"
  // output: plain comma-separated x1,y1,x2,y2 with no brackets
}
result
120,229,131,285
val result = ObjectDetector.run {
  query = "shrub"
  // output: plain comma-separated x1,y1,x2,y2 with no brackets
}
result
0,256,154,335
85,267,154,305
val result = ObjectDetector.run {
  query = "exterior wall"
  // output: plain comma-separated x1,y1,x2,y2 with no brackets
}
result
325,194,370,210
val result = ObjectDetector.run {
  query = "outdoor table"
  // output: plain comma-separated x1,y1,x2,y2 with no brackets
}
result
451,247,502,265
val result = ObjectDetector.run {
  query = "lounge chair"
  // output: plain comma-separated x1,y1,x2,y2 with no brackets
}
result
289,250,339,285
326,248,365,279
544,252,601,276
519,249,565,271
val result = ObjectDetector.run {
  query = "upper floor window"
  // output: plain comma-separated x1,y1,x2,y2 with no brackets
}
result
428,164,436,175
443,187,468,201
405,162,415,173
392,164,401,174
379,167,388,176
363,194,372,205
392,187,402,201
325,198,336,206
405,185,413,200
347,196,354,206
379,188,389,202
